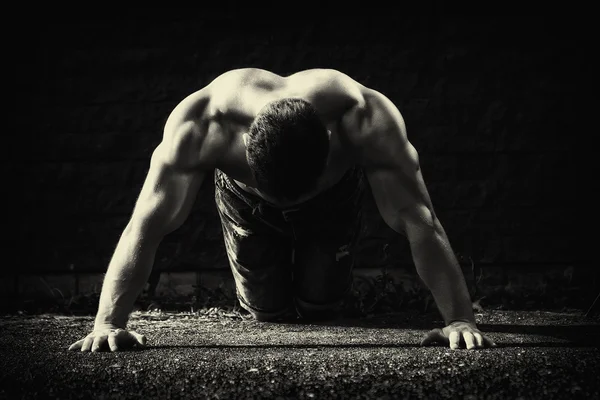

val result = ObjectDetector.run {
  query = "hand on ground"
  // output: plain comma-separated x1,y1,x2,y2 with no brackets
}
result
68,328,147,352
420,321,497,350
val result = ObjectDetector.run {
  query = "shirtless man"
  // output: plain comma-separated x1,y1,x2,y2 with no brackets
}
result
68,68,496,352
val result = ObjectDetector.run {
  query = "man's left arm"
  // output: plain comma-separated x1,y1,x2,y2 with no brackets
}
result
344,88,496,350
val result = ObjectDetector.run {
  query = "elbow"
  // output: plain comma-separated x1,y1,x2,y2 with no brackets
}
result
123,217,165,249
403,204,442,240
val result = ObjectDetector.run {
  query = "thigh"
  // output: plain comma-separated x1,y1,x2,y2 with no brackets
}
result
215,175,294,319
292,204,363,311
292,239,355,308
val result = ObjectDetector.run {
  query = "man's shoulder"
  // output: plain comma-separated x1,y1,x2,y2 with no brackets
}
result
160,86,229,170
292,68,364,97
164,69,259,129
338,84,409,154
286,69,367,120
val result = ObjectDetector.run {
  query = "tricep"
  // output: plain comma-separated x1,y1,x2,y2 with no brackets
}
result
126,142,206,243
353,89,437,235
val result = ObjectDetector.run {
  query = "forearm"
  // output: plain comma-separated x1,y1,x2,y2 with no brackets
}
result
408,222,475,325
94,227,158,330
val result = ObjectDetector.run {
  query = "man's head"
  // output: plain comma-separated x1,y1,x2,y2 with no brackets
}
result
244,98,330,202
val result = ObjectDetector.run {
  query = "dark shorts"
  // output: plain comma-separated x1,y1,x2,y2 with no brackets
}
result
214,166,366,321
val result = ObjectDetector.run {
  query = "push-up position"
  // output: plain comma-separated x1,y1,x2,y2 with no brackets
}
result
69,68,496,352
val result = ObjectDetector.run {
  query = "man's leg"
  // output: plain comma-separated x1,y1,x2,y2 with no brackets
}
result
214,170,295,322
292,240,356,321
222,223,295,322
291,169,365,321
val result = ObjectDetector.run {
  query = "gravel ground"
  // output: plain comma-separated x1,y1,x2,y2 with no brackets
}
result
1,310,599,399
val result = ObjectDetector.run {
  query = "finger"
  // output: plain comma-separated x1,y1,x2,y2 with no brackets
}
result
473,332,484,348
114,329,137,347
130,331,147,347
449,331,461,350
482,335,497,348
81,336,94,352
91,335,107,352
68,339,85,351
108,332,119,352
420,328,447,346
463,331,476,350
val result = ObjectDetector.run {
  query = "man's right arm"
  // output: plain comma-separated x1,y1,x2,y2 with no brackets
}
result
93,130,206,331
67,103,221,354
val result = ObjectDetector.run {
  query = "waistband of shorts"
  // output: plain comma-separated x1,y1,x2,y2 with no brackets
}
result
215,166,363,213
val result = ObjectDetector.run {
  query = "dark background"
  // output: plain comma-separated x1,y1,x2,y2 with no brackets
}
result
9,15,588,279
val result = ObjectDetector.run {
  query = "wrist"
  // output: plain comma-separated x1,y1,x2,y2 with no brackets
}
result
93,322,124,331
94,302,130,331
447,317,476,326
94,312,127,331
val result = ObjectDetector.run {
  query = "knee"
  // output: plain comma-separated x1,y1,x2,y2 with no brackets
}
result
295,298,341,322
246,306,295,323
253,312,283,323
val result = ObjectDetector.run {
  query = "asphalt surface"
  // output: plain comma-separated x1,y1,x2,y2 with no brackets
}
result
1,310,599,399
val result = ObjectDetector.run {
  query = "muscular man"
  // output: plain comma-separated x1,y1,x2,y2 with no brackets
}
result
68,68,496,352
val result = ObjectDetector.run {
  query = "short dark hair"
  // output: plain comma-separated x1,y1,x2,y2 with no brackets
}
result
246,98,329,202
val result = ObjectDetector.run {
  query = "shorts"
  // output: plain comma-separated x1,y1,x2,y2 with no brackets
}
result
214,166,366,321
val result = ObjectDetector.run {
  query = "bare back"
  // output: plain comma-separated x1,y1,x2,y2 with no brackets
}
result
166,68,367,206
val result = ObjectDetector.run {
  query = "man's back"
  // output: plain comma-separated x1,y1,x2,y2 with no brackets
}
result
166,68,368,205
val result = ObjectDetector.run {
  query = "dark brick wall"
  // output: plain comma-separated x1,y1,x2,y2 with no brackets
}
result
11,15,588,275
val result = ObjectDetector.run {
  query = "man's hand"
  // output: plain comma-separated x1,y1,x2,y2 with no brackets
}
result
420,321,497,350
68,328,147,352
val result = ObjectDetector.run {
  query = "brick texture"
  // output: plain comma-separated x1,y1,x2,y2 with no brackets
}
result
10,15,588,276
